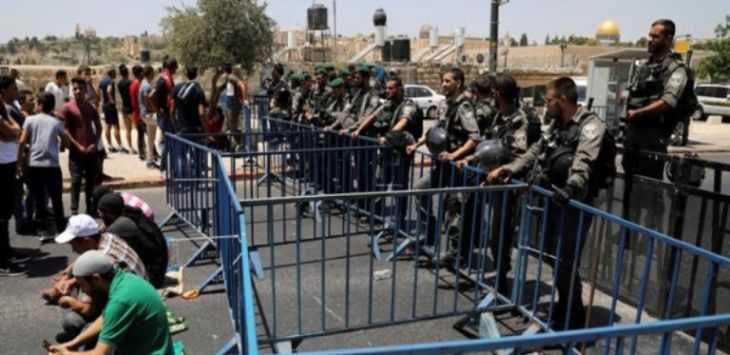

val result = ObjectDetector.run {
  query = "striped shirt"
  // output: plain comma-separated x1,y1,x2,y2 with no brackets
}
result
98,233,147,279
121,192,155,221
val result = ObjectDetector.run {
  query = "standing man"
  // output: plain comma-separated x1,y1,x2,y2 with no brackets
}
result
357,77,421,226
0,78,28,276
148,57,178,171
129,65,146,161
46,69,70,111
99,67,124,153
57,77,102,216
459,75,530,291
172,66,207,138
1,75,32,235
488,77,607,330
220,64,246,151
17,93,84,237
406,68,479,255
117,64,136,155
470,75,497,136
139,65,159,169
623,19,694,229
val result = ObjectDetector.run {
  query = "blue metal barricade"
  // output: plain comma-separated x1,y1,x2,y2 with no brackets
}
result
162,120,730,354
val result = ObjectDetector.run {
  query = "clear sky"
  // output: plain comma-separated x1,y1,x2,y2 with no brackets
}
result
2,0,727,43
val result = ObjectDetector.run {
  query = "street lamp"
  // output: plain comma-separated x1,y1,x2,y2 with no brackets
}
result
489,0,510,77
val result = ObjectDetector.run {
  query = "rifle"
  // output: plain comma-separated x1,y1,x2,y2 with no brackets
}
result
620,58,638,123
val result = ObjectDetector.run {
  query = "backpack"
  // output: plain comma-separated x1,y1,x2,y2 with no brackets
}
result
521,104,543,147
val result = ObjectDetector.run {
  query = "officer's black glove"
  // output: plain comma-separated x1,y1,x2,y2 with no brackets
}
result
551,184,575,206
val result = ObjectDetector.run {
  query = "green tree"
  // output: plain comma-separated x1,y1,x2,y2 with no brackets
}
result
519,33,528,46
161,0,275,72
636,37,648,47
698,15,730,83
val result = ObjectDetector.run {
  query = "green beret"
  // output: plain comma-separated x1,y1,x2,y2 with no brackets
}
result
290,72,303,82
302,72,311,80
324,63,336,71
356,64,370,75
339,67,350,76
315,66,327,75
329,78,344,88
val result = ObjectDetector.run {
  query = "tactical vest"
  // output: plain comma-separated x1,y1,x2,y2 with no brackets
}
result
442,97,474,152
628,53,696,136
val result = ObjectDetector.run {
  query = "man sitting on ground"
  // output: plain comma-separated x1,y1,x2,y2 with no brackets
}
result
97,192,168,288
49,250,174,355
44,215,146,342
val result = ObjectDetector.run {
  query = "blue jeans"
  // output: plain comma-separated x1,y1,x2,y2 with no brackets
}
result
157,115,175,171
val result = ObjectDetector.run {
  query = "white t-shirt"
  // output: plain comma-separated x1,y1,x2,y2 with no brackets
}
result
45,81,69,110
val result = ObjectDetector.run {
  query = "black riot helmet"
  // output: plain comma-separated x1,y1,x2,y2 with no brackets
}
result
546,146,574,187
474,139,511,170
426,126,449,157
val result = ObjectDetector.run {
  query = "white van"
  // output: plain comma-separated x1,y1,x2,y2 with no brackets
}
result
694,84,730,120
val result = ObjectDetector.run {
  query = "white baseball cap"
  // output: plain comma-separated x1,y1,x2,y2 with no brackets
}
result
55,214,100,244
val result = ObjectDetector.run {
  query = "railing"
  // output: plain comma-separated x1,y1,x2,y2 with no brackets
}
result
161,104,730,354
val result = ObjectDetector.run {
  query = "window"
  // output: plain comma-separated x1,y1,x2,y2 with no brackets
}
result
414,87,431,98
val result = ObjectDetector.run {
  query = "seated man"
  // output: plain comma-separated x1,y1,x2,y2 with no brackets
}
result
97,192,168,288
49,250,174,355
92,186,155,222
45,215,146,342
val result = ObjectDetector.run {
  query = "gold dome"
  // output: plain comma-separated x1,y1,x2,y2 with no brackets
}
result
596,20,620,37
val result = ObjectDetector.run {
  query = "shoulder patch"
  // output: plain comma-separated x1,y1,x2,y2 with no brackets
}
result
402,104,415,117
582,122,599,139
668,70,685,89
515,132,527,146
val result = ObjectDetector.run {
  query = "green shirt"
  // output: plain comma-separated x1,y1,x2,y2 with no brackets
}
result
99,271,174,355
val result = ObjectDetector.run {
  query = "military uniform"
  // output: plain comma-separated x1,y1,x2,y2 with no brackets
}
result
474,98,497,137
318,80,350,194
502,106,607,328
381,99,419,224
331,86,381,131
623,52,690,180
416,93,479,248
622,52,691,233
465,105,531,288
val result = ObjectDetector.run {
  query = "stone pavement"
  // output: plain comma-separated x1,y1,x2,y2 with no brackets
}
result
60,120,730,192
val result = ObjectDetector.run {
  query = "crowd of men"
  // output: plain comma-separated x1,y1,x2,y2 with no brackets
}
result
0,17,694,351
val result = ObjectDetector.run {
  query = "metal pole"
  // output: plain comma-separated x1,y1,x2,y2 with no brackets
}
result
489,0,499,77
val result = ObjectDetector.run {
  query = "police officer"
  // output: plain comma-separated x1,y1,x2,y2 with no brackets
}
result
290,72,312,123
328,65,381,134
353,77,420,223
488,77,607,330
266,63,290,112
458,75,531,291
471,75,497,136
623,19,693,229
315,78,350,195
304,67,331,126
406,68,480,256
